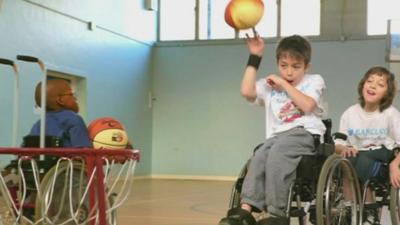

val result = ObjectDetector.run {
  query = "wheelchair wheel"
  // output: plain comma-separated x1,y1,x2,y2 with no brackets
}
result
390,187,400,225
316,155,362,225
229,143,265,209
34,161,117,225
229,159,250,209
34,161,88,224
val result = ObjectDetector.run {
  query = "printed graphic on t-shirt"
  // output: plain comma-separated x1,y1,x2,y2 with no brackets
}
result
271,89,304,123
347,128,388,137
278,101,303,122
347,127,389,148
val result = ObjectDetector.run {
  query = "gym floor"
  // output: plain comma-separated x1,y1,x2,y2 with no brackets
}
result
119,179,392,225
0,178,392,225
118,179,232,225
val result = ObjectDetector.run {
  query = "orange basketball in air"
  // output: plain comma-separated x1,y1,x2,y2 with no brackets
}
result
225,0,264,30
87,117,129,149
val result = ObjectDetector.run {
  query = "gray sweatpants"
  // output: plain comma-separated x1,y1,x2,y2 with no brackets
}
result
240,127,315,217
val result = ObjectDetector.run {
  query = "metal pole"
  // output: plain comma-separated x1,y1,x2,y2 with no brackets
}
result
195,0,200,40
277,0,281,37
0,58,20,147
17,55,47,148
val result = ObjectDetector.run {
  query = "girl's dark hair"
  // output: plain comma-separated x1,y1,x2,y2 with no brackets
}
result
276,35,311,65
358,66,396,111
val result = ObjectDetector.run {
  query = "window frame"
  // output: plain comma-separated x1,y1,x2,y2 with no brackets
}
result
157,0,322,42
367,0,400,36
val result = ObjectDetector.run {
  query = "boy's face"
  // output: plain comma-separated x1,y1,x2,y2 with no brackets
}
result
277,54,309,86
47,80,79,113
362,73,388,107
58,84,79,113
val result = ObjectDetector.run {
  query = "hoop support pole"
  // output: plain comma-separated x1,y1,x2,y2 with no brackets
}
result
96,155,107,225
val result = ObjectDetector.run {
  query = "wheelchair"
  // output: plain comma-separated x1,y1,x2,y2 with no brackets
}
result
219,120,363,225
1,135,116,225
2,136,63,220
360,163,392,225
334,133,400,225
350,149,400,225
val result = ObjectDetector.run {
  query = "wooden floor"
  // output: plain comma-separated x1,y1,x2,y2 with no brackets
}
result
117,179,233,225
117,179,393,225
0,178,393,225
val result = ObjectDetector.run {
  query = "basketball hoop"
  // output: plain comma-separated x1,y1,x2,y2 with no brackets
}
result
0,147,139,225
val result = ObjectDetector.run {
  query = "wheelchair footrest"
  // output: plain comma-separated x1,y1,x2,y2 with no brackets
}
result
290,208,307,217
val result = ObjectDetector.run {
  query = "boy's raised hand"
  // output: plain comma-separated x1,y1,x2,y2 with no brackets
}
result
245,28,264,56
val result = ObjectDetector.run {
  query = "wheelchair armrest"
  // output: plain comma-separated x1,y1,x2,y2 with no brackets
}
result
332,132,347,141
22,135,63,147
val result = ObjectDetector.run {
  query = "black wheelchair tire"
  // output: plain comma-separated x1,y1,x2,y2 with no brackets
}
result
316,155,362,225
229,159,251,209
390,187,400,225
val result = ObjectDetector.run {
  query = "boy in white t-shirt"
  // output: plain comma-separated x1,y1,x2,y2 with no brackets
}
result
336,66,400,225
220,32,326,225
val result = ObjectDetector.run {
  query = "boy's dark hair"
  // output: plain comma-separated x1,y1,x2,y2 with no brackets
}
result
358,66,396,112
276,35,311,65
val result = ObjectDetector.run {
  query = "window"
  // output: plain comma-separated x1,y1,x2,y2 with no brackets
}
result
199,0,234,39
238,0,278,39
280,0,320,36
159,0,320,41
200,0,278,39
159,0,196,41
387,19,400,61
367,0,400,35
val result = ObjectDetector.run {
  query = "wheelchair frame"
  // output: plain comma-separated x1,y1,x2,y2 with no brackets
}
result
359,158,400,225
334,134,400,225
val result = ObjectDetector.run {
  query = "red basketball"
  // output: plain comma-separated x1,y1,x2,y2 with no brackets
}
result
87,117,129,149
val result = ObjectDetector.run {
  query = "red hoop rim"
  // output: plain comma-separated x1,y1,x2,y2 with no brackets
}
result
0,147,140,161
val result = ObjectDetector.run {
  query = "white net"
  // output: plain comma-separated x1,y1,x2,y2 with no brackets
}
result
0,149,139,225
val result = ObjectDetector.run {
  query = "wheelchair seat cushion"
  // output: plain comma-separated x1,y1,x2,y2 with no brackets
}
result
219,208,256,225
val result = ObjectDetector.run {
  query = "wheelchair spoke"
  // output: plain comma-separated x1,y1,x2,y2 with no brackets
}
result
317,155,361,225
